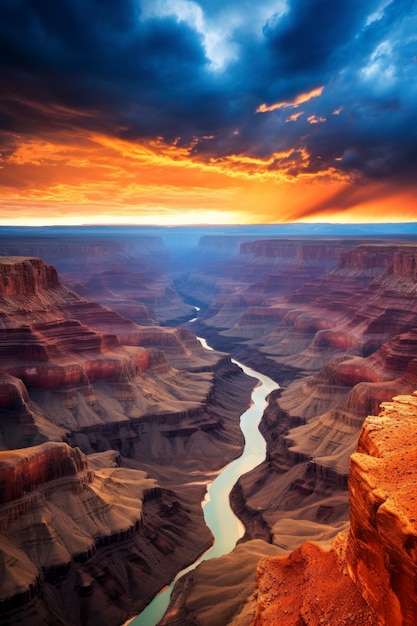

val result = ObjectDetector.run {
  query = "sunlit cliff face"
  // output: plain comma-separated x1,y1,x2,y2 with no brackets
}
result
0,0,416,225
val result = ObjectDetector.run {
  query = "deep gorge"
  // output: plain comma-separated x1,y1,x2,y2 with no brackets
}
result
0,224,417,625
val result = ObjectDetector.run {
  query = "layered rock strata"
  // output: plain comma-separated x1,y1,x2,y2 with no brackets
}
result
0,443,211,626
0,256,231,454
0,255,258,624
0,235,194,324
182,239,361,334
185,243,417,552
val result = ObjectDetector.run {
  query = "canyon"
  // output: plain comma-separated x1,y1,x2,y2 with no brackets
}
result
0,225,416,625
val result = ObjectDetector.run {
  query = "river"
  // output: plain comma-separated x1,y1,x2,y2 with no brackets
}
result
127,324,279,626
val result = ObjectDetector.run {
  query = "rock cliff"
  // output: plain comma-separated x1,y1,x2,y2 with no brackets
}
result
253,390,417,626
0,442,211,626
347,392,417,625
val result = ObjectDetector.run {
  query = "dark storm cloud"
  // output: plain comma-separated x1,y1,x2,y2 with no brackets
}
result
0,0,224,140
263,0,375,76
1,0,416,186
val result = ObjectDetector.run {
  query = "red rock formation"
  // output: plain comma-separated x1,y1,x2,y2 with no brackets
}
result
347,393,417,625
0,256,59,295
253,391,417,626
0,442,90,513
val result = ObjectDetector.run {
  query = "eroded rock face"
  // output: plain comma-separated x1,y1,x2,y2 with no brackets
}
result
0,443,210,626
253,391,417,626
347,393,417,626
0,256,230,453
0,256,59,295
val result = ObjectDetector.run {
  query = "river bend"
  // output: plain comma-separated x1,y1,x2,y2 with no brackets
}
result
128,337,279,626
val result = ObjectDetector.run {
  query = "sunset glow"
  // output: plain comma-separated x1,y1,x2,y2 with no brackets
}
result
1,1,416,226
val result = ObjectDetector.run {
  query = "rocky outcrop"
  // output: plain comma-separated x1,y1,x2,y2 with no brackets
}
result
347,392,417,625
253,391,417,626
0,256,59,295
253,539,379,626
0,443,212,626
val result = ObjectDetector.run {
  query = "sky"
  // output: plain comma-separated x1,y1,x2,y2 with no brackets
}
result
0,0,416,226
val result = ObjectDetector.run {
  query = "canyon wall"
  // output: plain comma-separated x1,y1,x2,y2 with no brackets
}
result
0,255,257,624
0,442,212,626
180,241,417,552
3,234,417,626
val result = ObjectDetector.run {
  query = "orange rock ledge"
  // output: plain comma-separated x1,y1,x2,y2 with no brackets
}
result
254,391,417,626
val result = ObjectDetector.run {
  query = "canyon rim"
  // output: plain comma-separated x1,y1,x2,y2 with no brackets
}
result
0,223,416,626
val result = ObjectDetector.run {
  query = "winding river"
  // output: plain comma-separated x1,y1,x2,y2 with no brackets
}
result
128,326,279,626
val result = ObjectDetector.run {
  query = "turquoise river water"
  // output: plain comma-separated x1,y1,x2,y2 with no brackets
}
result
127,335,279,626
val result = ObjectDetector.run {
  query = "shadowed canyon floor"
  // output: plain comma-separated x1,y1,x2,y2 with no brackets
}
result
1,225,417,625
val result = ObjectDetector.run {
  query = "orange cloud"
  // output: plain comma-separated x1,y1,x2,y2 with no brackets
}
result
307,114,326,124
286,111,304,123
0,126,416,227
256,86,324,113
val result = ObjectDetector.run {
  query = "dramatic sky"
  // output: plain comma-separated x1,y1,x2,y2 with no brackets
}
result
1,0,416,225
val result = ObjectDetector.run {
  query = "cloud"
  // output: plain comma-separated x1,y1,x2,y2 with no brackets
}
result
0,0,416,223
256,86,324,113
